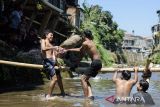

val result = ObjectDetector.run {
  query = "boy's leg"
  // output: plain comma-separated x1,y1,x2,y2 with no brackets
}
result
48,75,57,96
87,81,93,97
57,73,65,96
81,75,90,97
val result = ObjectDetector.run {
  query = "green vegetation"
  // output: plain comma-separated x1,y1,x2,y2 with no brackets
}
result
80,3,125,66
151,53,160,64
96,43,114,66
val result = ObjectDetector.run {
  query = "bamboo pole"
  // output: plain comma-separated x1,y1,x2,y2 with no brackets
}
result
0,60,43,69
99,67,160,72
0,60,67,70
0,60,160,72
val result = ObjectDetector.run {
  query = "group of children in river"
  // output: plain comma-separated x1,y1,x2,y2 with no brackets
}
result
41,29,155,105
113,66,154,104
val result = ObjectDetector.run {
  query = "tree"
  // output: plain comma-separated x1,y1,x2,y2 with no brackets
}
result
80,3,125,65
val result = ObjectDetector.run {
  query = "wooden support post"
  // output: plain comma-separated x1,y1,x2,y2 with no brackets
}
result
39,9,52,34
49,14,59,32
25,16,41,25
41,0,63,13
27,11,37,32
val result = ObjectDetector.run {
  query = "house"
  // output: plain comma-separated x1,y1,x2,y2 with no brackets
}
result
151,10,160,46
144,36,154,48
122,33,153,56
66,5,84,28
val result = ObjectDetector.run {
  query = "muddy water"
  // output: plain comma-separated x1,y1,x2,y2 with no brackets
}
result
0,73,160,107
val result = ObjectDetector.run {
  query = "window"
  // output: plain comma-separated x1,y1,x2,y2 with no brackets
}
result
131,40,134,46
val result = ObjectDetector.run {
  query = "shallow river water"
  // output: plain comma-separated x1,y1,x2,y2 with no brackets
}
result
0,72,160,107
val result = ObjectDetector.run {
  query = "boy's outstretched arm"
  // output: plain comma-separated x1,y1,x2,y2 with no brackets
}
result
112,69,119,82
142,59,152,83
131,66,138,84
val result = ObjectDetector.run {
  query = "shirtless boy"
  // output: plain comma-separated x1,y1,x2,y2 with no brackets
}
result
132,59,154,105
41,29,65,98
67,29,102,100
112,67,138,103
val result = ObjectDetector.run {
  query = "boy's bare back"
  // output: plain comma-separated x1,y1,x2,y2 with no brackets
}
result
81,40,100,60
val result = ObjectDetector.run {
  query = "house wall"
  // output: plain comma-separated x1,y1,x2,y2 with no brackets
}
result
67,7,84,27
67,7,77,26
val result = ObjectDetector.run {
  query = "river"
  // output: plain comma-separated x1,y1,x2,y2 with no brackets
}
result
0,72,160,107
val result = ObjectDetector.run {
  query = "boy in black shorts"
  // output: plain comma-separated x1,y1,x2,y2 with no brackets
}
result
67,29,102,100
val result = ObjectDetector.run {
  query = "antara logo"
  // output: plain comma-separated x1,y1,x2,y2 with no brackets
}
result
105,95,115,103
105,95,145,104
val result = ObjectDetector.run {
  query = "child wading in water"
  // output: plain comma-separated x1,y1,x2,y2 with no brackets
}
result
66,29,102,100
41,29,66,99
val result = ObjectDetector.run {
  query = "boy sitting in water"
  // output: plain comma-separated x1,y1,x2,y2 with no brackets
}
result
133,79,155,105
112,67,138,104
132,59,155,105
